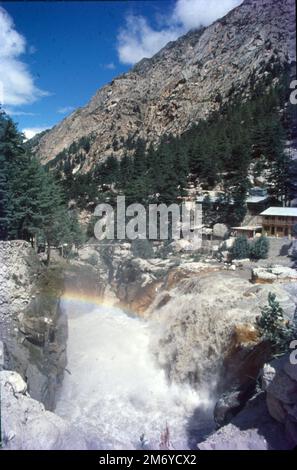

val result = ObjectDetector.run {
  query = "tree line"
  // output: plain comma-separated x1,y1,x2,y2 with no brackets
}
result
1,70,293,252
0,111,83,263
58,71,293,229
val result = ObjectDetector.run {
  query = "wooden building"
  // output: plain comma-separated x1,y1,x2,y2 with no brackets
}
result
261,207,297,238
231,225,262,239
246,187,270,216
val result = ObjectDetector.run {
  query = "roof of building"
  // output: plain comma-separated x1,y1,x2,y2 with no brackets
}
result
260,207,297,217
232,226,262,231
196,195,220,203
246,196,269,204
196,195,234,204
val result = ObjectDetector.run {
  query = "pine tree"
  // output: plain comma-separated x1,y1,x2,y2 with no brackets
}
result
250,236,270,260
0,111,83,263
132,138,147,177
257,293,296,355
149,139,179,204
0,112,28,239
118,153,134,190
231,236,250,260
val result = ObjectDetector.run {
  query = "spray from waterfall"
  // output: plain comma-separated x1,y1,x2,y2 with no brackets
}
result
55,300,214,450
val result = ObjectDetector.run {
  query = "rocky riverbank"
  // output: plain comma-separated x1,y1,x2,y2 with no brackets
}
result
198,353,297,450
0,370,87,449
1,239,296,449
0,241,67,409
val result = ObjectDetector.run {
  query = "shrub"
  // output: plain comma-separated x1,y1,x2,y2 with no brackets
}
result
250,236,270,260
131,239,155,259
231,236,250,260
256,292,296,356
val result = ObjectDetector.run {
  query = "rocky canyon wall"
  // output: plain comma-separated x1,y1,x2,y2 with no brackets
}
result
0,241,67,410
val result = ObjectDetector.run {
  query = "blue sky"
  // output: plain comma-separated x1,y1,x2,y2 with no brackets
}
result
0,0,242,138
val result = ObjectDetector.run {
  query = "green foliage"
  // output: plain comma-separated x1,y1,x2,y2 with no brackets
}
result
0,111,25,239
250,236,270,260
94,155,119,186
0,111,84,263
231,236,250,260
257,293,296,355
230,235,270,261
43,72,292,223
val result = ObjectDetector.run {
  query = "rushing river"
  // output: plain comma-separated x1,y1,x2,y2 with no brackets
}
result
55,302,214,450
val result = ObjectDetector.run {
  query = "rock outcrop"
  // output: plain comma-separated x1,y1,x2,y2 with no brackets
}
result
252,265,297,284
198,354,297,450
0,241,67,409
198,393,290,450
264,355,297,447
0,371,87,450
150,271,297,391
75,243,224,314
32,0,296,172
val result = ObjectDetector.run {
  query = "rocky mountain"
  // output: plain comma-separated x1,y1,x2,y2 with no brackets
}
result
33,0,296,173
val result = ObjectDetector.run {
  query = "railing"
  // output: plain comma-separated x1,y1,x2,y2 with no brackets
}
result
263,219,296,227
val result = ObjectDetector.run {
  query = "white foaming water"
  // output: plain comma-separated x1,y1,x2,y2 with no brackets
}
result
55,304,213,450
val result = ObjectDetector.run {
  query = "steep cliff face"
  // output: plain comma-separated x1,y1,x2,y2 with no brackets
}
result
0,241,67,410
33,0,296,172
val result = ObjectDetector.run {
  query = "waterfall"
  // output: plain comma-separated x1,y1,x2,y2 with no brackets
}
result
149,273,261,391
55,302,214,450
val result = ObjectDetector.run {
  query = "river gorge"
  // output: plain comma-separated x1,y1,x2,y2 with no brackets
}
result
1,241,297,450
55,300,214,450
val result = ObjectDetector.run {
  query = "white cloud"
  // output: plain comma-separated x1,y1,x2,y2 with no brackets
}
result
0,7,47,107
172,0,242,30
103,62,116,70
118,16,182,65
117,0,242,64
4,108,37,116
57,105,75,114
22,127,48,140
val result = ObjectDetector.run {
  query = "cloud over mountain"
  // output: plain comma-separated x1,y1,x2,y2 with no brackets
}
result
117,0,242,64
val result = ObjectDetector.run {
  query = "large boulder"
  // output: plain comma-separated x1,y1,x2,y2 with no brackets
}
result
213,224,229,239
0,371,87,450
201,353,297,450
198,393,290,450
252,265,297,284
265,354,297,446
289,239,297,260
223,238,236,250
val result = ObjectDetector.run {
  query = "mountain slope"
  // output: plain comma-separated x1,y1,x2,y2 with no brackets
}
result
33,0,296,172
